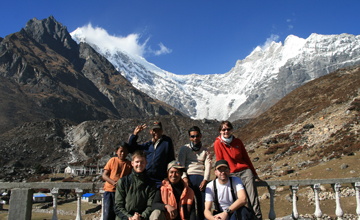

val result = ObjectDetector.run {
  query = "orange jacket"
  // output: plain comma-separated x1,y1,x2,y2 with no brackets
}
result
160,179,194,220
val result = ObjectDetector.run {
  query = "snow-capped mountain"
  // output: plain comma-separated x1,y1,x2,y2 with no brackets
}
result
71,29,360,120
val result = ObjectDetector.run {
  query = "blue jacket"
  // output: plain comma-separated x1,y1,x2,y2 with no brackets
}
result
128,134,175,183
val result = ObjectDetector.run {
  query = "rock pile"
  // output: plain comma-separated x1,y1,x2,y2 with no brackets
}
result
304,186,356,202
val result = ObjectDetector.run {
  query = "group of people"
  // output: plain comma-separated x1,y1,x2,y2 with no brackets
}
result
102,120,262,220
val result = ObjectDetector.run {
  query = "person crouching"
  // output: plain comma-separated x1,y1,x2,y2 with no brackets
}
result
150,161,196,220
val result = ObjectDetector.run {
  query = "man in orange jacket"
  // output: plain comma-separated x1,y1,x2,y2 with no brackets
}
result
150,161,196,220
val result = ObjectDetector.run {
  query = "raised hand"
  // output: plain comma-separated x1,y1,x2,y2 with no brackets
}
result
134,124,147,135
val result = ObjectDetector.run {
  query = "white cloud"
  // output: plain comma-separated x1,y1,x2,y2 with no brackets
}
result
74,23,171,57
286,18,294,30
153,43,172,56
260,34,280,50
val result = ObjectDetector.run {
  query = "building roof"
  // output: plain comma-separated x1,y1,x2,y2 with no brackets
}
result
82,193,95,198
33,193,52,197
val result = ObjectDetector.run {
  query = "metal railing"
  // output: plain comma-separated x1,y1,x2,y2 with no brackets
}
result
1,178,360,220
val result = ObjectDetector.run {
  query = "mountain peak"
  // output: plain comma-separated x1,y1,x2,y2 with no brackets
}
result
71,27,360,120
245,46,263,62
284,34,304,46
0,16,187,134
25,16,65,42
24,16,79,66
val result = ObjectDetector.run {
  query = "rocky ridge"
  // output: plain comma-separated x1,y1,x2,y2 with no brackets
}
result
0,16,185,134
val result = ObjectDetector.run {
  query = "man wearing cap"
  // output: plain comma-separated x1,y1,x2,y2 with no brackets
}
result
178,126,211,220
128,121,175,187
150,160,196,220
204,160,254,220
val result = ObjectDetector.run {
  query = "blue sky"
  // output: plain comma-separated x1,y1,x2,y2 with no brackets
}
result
1,0,359,75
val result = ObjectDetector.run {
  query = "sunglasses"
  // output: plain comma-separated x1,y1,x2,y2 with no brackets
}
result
221,128,232,132
190,134,201,138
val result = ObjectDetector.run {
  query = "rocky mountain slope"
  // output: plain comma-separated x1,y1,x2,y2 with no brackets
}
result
0,16,185,134
0,116,250,181
234,64,360,180
72,29,360,120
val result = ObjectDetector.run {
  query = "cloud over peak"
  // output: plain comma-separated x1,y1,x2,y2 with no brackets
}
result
71,23,172,57
260,34,280,50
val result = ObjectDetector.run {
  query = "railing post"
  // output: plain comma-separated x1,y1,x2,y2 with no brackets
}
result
51,188,59,220
354,182,360,220
290,185,299,219
75,188,83,220
100,189,105,220
332,183,343,220
313,183,323,220
268,185,276,220
8,188,33,220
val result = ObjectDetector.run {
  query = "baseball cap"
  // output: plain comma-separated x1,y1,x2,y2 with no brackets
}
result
215,160,229,169
167,160,186,172
150,121,162,130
